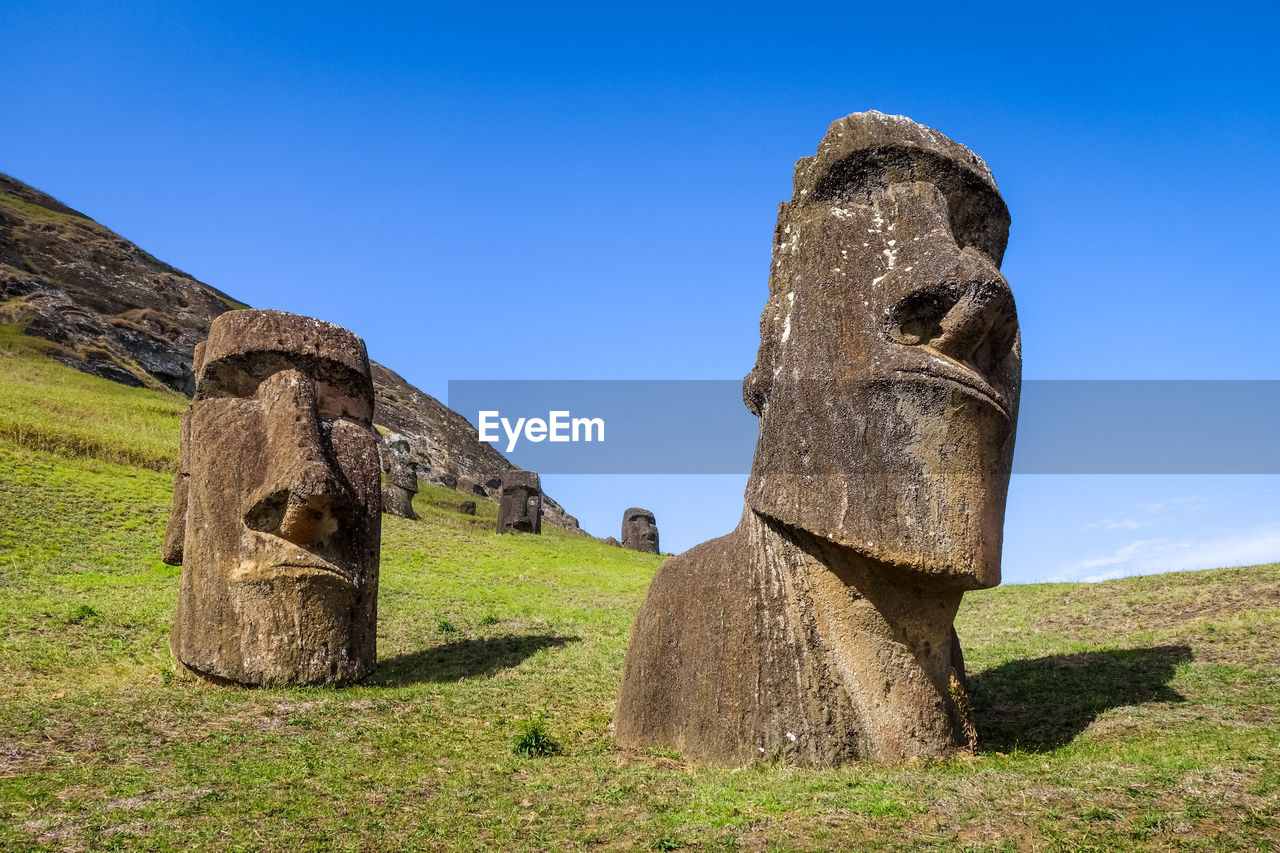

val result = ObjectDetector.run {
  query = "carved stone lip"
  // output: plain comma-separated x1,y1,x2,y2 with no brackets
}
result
230,557,356,588
893,366,1009,417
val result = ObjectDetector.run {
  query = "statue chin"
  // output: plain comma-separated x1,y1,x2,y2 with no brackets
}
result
744,377,1013,590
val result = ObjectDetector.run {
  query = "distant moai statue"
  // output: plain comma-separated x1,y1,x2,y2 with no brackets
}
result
497,471,542,534
380,433,419,519
602,537,621,548
615,112,1021,765
162,310,381,687
621,508,659,554
457,500,477,515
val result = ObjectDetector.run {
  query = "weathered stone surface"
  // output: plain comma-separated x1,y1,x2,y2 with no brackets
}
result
621,508,659,554
163,309,381,686
380,433,419,519
457,500,477,515
602,536,621,548
615,112,1019,765
497,471,542,535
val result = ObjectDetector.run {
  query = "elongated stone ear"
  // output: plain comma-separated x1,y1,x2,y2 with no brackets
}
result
162,410,190,565
743,321,779,415
742,369,767,416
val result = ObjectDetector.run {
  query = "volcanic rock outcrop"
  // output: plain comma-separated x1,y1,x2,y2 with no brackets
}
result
615,112,1021,765
163,310,382,686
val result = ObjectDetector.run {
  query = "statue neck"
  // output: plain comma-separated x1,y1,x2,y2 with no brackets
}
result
742,507,975,759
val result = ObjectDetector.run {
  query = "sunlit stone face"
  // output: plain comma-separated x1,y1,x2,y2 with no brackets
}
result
163,310,381,685
743,114,1021,589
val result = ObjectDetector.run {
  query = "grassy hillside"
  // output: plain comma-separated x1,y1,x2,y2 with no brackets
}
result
0,340,1277,851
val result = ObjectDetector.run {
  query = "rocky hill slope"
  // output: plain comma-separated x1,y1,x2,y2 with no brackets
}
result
0,172,579,530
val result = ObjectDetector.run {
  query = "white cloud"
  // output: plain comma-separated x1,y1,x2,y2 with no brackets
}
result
1139,495,1210,514
1052,523,1280,583
1079,517,1142,531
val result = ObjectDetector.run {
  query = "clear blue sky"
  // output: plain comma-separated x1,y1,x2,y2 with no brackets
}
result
4,1,1278,582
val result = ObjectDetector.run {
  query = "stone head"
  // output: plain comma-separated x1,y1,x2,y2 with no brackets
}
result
742,112,1020,590
498,470,542,534
621,508,659,554
162,309,381,685
381,433,418,492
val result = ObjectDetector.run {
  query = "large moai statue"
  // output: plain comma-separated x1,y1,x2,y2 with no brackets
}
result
497,470,542,534
162,310,382,686
615,112,1020,765
380,433,419,519
621,508,660,554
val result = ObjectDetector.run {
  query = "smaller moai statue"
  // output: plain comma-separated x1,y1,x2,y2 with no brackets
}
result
497,471,542,534
621,508,659,554
380,434,419,519
602,537,621,548
457,500,477,515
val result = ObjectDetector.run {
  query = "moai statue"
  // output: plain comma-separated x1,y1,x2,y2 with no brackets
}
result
380,433,419,519
615,112,1020,765
497,470,542,534
621,508,659,554
457,500,477,515
162,310,381,686
601,537,621,548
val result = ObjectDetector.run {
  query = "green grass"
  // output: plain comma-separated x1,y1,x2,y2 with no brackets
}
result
1,336,1279,851
0,326,187,471
0,190,89,226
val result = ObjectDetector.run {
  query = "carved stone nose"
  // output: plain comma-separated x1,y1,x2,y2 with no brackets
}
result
242,369,354,548
886,279,1017,381
245,487,354,548
930,282,1018,378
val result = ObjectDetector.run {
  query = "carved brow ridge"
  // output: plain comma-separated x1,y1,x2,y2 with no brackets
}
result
810,145,1008,218
196,352,373,400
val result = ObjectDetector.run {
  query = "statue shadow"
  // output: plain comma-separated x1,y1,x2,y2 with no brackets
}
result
969,644,1192,753
371,634,581,686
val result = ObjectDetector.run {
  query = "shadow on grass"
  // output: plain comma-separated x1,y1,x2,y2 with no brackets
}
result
970,644,1192,753
371,634,581,686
